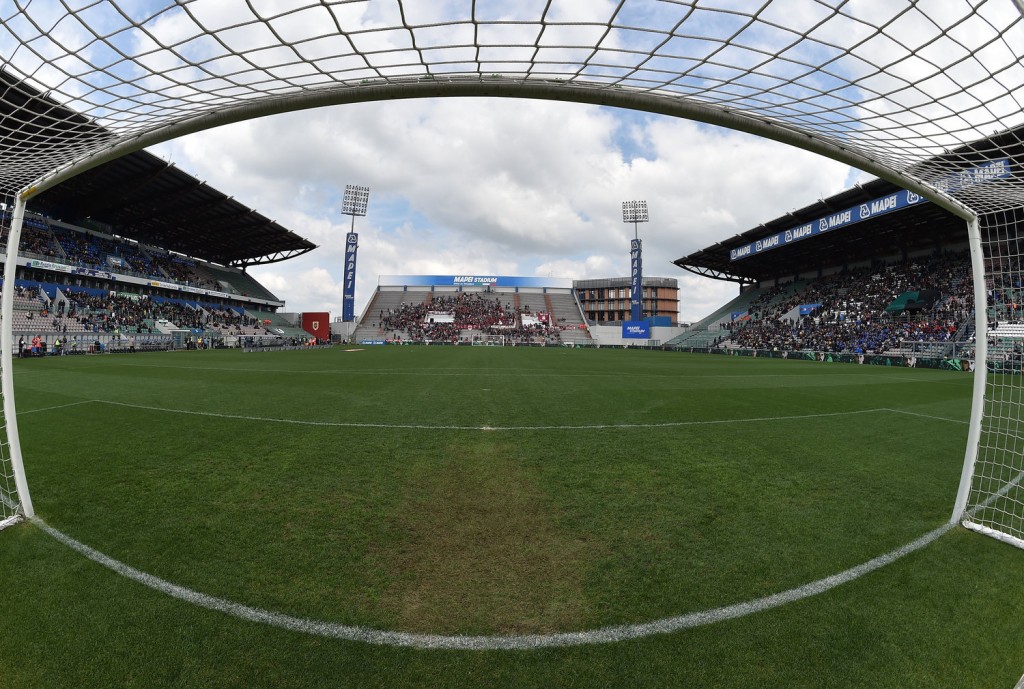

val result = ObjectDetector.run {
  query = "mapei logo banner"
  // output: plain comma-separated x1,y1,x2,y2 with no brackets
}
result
729,159,1012,263
378,275,574,288
342,232,358,321
622,320,650,339
630,238,643,322
730,189,926,261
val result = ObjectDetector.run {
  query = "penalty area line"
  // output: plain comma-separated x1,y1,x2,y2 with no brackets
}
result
30,514,953,650
79,399,892,431
16,400,96,416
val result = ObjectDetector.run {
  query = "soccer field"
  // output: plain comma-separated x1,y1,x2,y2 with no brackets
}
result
1,346,1022,688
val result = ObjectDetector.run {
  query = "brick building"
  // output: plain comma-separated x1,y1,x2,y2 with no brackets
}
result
574,277,679,325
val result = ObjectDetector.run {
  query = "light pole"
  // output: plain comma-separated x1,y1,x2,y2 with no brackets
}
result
341,184,369,322
622,200,648,323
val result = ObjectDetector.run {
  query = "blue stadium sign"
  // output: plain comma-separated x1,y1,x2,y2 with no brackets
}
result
342,232,358,321
379,275,573,288
730,159,1011,262
622,320,650,338
630,239,643,322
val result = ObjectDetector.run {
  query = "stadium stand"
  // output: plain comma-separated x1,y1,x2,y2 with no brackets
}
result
1,207,308,351
0,71,318,355
668,246,977,362
351,284,592,346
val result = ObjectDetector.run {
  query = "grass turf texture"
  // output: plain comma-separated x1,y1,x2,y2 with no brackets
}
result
0,346,1021,687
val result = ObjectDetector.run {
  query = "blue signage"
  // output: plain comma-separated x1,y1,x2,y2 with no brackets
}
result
729,159,1011,262
622,320,650,339
630,238,643,322
379,275,573,288
798,303,822,316
342,232,358,321
932,157,1011,195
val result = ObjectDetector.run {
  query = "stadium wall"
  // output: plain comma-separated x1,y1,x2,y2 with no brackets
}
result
589,324,689,347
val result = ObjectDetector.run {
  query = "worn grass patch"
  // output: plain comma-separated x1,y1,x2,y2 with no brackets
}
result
377,439,593,634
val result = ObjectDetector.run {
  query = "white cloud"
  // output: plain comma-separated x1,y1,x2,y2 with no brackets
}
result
156,96,853,324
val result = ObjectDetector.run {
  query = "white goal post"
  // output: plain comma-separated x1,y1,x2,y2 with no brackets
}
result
1,1,1024,548
1,196,35,528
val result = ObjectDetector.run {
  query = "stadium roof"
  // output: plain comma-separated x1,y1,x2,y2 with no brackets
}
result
673,177,965,284
675,125,1024,284
1,69,316,267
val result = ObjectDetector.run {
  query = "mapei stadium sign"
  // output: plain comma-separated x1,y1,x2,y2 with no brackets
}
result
730,158,1011,262
380,275,573,288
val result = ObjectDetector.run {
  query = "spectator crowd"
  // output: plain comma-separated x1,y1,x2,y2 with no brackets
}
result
731,252,973,354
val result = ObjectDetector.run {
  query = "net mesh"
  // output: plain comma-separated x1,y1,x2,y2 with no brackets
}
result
0,1,1022,208
1,0,1024,539
967,209,1024,545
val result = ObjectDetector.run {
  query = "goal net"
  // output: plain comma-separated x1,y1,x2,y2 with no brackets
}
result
0,1,1023,549
961,208,1024,549
0,416,21,530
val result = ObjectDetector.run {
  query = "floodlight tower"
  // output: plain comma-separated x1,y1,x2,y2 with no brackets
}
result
622,200,649,323
341,184,369,322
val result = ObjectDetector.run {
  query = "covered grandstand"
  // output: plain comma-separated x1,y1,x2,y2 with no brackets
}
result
668,126,1024,363
1,71,320,351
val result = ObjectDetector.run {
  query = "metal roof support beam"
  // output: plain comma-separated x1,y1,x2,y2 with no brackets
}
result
18,82,978,227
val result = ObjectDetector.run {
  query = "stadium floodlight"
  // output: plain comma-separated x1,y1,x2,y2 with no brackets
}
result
622,201,649,239
623,201,649,322
0,2,1023,549
340,184,369,323
341,185,370,222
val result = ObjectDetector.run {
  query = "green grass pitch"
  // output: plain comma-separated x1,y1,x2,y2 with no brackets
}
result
1,346,1023,688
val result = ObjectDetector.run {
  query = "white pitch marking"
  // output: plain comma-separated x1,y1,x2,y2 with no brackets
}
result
82,399,892,431
883,408,970,425
99,361,966,384
28,514,953,650
10,391,1002,649
16,400,95,416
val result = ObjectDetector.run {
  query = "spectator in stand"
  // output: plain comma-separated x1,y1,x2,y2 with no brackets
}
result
731,251,972,355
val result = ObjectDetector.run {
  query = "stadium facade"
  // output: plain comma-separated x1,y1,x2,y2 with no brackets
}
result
573,277,679,326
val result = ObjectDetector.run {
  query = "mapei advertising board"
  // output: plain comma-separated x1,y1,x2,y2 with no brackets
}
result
630,239,642,322
379,275,573,288
729,159,1011,262
622,320,651,339
342,232,358,322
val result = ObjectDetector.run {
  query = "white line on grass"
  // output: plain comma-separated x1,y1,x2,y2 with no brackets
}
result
83,399,892,431
883,408,970,425
16,400,95,416
8,387,992,649
29,514,953,650
26,400,971,431
17,403,990,649
106,361,965,383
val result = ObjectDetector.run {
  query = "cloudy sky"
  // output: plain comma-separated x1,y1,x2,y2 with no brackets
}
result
152,99,861,323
